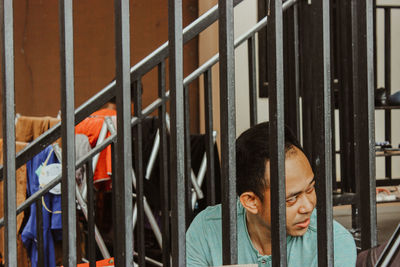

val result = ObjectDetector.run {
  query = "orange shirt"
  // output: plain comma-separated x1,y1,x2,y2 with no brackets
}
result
75,109,116,191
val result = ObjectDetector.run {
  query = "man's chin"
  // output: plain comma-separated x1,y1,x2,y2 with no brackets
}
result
287,227,309,237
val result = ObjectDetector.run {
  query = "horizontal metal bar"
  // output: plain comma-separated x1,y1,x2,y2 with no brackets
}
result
0,133,117,228
376,5,400,9
0,0,246,181
131,0,243,79
333,193,357,206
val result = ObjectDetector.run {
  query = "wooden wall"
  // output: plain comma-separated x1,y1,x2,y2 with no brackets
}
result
0,0,199,134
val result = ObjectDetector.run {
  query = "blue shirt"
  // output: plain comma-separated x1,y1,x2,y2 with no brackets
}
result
186,201,356,266
21,146,62,267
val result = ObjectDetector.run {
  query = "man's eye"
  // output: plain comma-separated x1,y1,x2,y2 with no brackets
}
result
306,186,315,194
286,196,297,204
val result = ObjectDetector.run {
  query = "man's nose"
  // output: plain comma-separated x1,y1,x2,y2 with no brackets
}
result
299,194,314,214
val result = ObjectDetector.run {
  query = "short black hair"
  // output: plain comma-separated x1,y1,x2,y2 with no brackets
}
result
236,122,307,202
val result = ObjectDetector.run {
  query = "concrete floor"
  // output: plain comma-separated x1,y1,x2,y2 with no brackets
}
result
333,202,400,245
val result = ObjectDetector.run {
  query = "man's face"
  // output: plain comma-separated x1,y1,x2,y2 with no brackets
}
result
260,147,316,236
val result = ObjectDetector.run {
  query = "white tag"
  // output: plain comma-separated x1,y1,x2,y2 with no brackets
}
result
38,163,62,195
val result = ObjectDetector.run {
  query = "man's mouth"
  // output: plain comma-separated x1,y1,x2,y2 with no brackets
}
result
295,218,310,228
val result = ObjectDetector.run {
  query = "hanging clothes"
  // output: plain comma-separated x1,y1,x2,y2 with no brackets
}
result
15,116,60,143
0,139,30,267
75,108,116,191
21,146,62,267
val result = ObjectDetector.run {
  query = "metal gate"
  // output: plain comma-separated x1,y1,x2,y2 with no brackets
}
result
1,0,379,266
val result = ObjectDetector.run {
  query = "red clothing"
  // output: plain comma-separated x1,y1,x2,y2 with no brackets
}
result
76,257,115,266
75,109,116,191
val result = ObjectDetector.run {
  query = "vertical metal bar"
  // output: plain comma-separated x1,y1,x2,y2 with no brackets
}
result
158,61,171,267
219,0,237,264
184,85,193,223
168,0,186,265
204,69,216,206
110,141,118,258
1,0,17,265
337,0,355,194
283,6,300,139
248,35,258,127
86,160,96,267
298,1,313,158
114,0,133,265
59,0,77,265
132,79,145,266
384,8,392,180
257,0,268,97
353,0,377,250
311,0,334,265
267,0,286,266
36,199,44,267
350,0,361,233
293,4,300,139
373,0,377,91
331,89,337,191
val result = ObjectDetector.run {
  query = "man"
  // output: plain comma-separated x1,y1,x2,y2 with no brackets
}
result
186,122,356,266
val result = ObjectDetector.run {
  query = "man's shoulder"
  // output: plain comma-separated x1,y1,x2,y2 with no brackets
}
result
191,204,223,227
307,210,353,239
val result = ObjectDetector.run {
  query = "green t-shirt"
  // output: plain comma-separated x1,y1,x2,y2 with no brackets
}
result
186,201,356,266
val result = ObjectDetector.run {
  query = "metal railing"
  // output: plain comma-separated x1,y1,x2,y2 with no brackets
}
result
1,0,378,266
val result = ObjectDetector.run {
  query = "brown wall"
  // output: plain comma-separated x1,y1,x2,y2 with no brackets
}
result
1,0,199,134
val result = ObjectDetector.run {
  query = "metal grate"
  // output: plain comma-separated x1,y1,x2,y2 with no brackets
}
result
0,0,378,266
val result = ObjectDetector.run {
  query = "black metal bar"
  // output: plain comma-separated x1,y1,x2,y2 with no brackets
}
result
219,0,237,264
157,61,171,267
114,0,134,265
132,79,145,266
184,85,193,224
329,1,337,193
1,0,17,264
376,179,400,186
298,0,313,159
0,0,245,183
267,0,286,266
59,0,77,265
373,0,377,94
110,141,118,261
248,35,258,127
293,3,300,140
384,8,392,180
168,0,186,265
86,160,96,267
311,0,334,265
333,193,357,206
257,0,268,98
353,0,377,250
204,69,216,206
36,198,44,267
283,5,300,139
376,5,400,9
337,0,355,194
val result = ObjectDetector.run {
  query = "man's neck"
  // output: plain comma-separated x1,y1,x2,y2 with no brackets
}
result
246,212,272,256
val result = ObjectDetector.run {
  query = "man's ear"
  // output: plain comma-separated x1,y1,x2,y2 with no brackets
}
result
239,192,261,215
